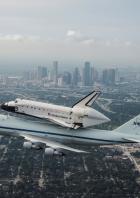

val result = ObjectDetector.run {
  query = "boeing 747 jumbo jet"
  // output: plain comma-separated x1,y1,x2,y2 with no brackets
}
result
1,90,110,129
0,113,139,156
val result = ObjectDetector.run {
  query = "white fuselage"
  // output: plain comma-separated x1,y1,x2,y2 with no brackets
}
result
0,114,134,146
2,98,110,129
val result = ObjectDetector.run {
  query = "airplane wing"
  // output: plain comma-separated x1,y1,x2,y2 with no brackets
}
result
123,138,140,143
22,134,88,153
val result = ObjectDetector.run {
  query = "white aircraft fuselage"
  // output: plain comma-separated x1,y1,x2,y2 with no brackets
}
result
0,114,136,146
1,90,139,156
1,91,110,129
0,113,139,156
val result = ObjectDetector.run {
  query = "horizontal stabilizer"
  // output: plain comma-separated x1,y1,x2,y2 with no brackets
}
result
72,90,101,108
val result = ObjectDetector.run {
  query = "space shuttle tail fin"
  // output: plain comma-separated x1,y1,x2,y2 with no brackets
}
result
72,90,101,108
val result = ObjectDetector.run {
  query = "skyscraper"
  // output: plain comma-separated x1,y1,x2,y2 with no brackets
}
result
38,66,47,80
102,68,116,85
83,62,92,86
53,61,58,86
63,72,72,85
90,66,95,85
73,67,80,86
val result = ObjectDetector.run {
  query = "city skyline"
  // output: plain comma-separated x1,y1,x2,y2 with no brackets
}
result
1,62,139,90
0,0,139,70
0,60,140,76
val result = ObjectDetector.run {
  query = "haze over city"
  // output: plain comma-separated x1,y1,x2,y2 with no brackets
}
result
0,1,140,197
0,0,139,72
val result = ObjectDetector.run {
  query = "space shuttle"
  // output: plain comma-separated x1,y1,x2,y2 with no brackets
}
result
1,90,110,129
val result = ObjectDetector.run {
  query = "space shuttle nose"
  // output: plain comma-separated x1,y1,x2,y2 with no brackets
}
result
1,103,8,110
1,103,16,112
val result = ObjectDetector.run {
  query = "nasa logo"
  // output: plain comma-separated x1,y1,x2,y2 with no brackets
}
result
133,120,140,126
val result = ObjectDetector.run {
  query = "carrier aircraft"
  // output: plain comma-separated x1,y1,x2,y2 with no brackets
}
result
0,113,139,156
1,90,110,129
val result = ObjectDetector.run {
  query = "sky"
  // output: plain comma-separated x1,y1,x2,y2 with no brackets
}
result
0,0,139,71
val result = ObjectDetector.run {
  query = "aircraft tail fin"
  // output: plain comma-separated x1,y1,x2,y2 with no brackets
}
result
114,114,140,135
72,90,101,108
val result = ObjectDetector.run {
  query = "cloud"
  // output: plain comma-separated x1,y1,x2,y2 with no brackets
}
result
66,30,95,45
66,30,135,49
66,30,83,41
0,34,41,42
67,30,77,37
125,41,132,47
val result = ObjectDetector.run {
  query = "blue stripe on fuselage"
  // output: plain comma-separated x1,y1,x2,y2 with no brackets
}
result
0,125,133,144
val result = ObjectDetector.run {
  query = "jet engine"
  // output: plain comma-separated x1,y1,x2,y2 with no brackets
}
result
23,141,44,150
23,141,32,149
45,148,65,156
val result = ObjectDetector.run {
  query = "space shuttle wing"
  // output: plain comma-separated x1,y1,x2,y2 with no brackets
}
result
44,116,80,129
22,134,88,153
45,116,71,128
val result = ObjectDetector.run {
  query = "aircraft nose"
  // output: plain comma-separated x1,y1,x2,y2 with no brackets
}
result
1,103,8,110
1,102,16,112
